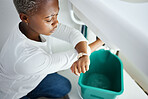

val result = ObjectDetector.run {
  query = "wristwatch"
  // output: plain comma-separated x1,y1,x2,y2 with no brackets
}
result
77,53,88,59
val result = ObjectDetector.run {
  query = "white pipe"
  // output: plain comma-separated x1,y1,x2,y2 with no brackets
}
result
68,1,85,25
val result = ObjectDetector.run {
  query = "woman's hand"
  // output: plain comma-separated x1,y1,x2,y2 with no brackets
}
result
71,55,90,76
72,37,104,76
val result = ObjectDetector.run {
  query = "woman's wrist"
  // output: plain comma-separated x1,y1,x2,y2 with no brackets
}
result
77,52,88,59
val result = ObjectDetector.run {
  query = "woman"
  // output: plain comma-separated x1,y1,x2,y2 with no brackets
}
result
0,0,104,99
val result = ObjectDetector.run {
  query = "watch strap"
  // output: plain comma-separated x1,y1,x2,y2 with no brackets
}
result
77,53,88,59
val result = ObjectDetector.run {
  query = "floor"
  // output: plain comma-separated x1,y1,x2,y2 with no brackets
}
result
58,69,148,99
39,67,148,99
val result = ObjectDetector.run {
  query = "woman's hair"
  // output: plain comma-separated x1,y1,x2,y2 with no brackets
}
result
13,0,42,15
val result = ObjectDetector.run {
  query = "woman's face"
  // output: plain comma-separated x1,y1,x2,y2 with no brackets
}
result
27,0,59,36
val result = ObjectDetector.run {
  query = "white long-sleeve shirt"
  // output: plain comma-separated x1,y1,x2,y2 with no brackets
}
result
0,22,91,99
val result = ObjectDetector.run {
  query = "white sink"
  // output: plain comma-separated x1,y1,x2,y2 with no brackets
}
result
122,0,148,3
69,0,148,92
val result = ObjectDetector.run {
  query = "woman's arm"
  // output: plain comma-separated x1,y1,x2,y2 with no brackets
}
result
75,38,104,53
89,38,104,53
51,23,88,48
15,48,79,75
71,38,104,76
75,41,88,54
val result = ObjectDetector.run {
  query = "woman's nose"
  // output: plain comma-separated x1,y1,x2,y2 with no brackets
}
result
52,19,59,27
51,15,58,26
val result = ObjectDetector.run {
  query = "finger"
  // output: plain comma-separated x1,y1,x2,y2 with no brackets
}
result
70,63,75,73
77,61,82,73
71,62,77,73
74,64,80,76
77,61,85,73
70,65,74,73
81,63,86,73
85,63,89,71
85,62,90,71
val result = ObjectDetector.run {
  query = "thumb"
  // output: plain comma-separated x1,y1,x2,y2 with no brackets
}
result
71,65,74,73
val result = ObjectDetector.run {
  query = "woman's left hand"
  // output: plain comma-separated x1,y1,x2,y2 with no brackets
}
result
70,55,90,76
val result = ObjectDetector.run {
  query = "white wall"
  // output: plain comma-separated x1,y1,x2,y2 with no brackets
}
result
0,0,20,50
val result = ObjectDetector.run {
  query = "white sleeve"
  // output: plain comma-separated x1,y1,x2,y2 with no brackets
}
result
51,23,88,48
14,47,78,75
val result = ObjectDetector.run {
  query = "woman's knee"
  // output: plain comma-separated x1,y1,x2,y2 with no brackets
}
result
56,77,71,97
45,73,72,98
26,73,72,98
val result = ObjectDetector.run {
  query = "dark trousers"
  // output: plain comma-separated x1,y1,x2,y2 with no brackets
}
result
20,73,71,99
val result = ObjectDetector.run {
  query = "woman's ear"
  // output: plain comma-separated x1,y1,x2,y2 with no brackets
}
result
19,13,29,25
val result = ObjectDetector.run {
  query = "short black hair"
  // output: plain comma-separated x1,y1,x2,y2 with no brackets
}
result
13,0,42,15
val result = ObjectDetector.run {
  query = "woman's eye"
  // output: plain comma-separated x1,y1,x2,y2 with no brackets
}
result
46,20,52,22
46,20,51,22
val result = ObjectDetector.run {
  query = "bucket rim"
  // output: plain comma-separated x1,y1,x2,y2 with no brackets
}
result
78,49,124,95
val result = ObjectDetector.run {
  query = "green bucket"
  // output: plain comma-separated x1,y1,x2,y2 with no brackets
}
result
78,49,124,99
